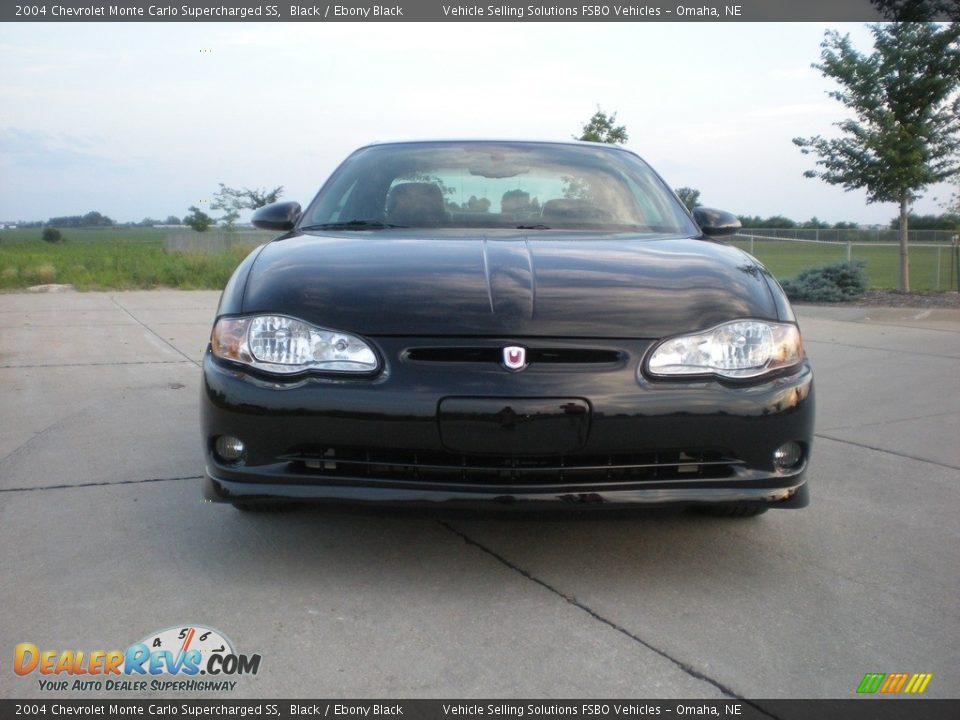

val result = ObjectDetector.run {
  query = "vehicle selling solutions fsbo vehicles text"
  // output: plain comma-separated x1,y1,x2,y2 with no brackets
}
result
440,6,742,18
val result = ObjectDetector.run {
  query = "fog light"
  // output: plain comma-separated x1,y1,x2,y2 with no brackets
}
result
773,442,803,469
214,435,245,463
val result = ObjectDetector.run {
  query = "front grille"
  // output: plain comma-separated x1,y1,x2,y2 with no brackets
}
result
281,447,743,487
405,347,624,365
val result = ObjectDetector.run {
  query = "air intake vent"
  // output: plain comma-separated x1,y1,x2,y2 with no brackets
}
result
282,448,743,488
406,347,624,365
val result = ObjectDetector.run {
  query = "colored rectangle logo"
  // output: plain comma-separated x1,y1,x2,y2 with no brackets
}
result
857,672,932,694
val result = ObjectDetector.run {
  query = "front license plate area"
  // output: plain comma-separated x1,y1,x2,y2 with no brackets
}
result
438,397,591,455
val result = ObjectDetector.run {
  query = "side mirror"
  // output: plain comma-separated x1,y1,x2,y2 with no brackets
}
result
252,201,301,231
692,207,741,237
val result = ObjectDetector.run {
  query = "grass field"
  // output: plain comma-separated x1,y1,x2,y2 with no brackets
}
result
0,228,258,291
730,237,959,292
1,227,957,292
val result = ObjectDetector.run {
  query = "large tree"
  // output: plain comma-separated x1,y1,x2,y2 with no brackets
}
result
674,187,701,211
941,177,960,216
576,108,628,145
211,183,284,229
183,205,214,232
793,22,960,291
870,0,960,21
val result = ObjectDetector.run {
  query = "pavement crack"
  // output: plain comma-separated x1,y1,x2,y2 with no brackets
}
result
828,319,960,335
819,410,958,432
439,521,780,718
109,294,201,367
0,475,201,493
0,402,103,465
803,338,959,359
814,434,960,470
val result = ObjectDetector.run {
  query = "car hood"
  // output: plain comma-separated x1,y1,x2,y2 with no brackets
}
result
241,230,777,338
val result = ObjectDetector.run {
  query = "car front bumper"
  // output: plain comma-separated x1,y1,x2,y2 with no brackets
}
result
200,338,814,511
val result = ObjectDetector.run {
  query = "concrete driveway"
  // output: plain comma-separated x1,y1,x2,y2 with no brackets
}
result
1,290,958,699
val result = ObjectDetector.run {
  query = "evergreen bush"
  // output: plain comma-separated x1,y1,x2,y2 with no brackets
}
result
780,260,867,302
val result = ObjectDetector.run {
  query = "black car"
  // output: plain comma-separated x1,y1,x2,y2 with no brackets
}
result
201,140,813,516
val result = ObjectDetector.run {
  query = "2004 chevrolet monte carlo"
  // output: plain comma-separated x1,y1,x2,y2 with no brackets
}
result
200,140,814,516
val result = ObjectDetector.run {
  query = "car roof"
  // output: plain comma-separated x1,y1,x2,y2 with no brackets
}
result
359,138,638,154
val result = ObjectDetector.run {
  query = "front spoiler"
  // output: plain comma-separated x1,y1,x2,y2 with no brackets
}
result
203,471,809,511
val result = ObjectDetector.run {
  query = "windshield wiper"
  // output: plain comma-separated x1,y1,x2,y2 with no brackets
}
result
300,220,407,231
516,224,550,230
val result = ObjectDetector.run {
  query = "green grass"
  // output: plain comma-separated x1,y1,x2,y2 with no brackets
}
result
729,238,958,291
1,227,957,292
0,231,258,291
0,226,168,244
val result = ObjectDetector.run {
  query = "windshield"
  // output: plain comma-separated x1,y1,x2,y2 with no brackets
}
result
300,141,698,235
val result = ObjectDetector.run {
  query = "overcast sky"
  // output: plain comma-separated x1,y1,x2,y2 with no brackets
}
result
0,21,955,225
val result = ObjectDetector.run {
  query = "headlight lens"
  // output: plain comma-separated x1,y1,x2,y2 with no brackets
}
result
646,320,803,380
211,315,378,374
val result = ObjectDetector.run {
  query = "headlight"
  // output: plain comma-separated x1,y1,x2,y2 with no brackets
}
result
645,320,803,380
211,315,379,374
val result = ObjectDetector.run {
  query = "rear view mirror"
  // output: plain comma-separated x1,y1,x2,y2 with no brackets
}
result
252,201,301,231
692,207,741,237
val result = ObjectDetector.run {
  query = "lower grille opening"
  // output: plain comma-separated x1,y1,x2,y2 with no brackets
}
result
282,447,742,486
405,347,624,365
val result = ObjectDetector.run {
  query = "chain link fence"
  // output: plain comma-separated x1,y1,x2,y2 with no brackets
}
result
161,228,960,292
163,230,275,253
734,228,957,244
733,229,960,291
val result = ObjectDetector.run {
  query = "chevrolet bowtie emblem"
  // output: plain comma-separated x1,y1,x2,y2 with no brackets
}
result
502,346,527,371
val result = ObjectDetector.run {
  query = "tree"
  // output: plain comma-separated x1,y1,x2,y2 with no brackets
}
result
674,187,701,211
211,183,284,229
463,196,491,213
576,108,628,144
870,0,960,21
736,215,800,229
82,210,114,226
938,176,960,217
41,228,64,243
47,211,115,227
793,22,960,291
183,206,214,232
890,213,960,230
164,215,181,225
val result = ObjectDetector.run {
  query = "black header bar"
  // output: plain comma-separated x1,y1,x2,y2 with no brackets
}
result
5,0,957,23
3,700,960,719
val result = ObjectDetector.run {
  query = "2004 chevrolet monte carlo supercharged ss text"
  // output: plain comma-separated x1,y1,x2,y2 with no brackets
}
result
200,140,814,516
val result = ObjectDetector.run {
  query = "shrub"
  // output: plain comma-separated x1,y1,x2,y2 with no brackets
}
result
42,228,64,243
780,260,867,302
25,264,57,284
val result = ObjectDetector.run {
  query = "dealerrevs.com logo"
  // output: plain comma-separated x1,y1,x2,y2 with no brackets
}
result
856,672,933,695
13,625,261,693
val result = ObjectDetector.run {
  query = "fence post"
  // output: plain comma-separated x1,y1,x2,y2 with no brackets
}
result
846,241,852,262
750,236,754,255
936,245,941,290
